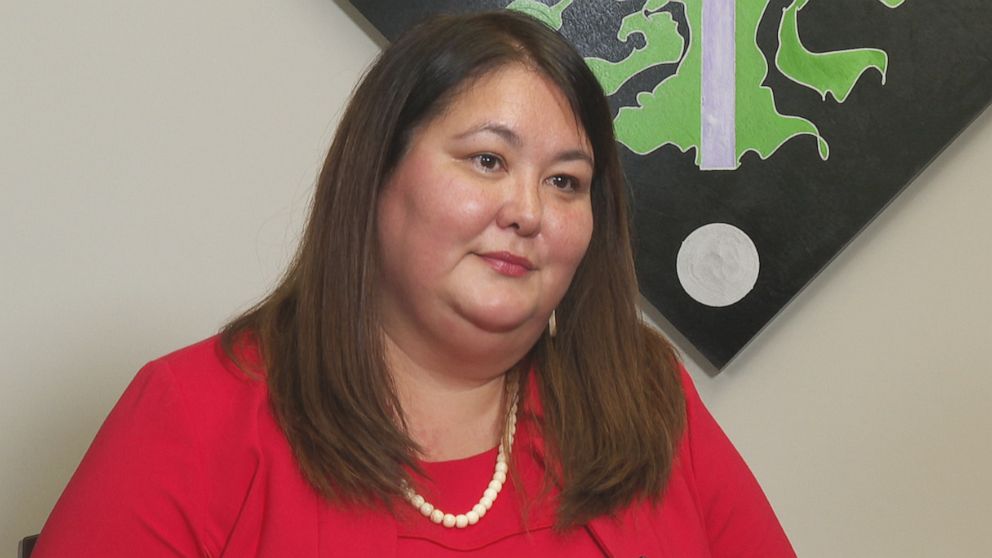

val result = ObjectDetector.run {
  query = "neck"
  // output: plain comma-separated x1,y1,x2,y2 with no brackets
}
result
384,334,512,462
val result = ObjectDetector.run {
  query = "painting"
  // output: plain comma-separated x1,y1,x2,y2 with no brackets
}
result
348,0,992,369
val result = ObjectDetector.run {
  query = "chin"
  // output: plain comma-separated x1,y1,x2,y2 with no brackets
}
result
459,307,537,336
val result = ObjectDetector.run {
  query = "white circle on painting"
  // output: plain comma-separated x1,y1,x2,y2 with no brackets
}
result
676,223,759,307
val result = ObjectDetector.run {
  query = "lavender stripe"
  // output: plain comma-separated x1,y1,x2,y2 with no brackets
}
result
701,0,736,170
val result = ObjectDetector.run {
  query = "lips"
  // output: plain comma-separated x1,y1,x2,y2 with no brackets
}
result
478,251,534,277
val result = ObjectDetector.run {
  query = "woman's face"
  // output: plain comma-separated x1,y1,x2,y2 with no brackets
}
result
376,64,594,366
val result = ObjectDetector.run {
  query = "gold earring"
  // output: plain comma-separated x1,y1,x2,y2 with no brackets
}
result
548,309,557,338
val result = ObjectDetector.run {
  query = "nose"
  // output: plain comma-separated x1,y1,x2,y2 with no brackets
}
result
496,174,542,237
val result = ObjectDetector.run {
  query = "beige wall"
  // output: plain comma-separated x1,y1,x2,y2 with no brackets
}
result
2,2,989,556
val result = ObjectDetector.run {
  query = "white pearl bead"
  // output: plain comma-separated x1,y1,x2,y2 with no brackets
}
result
400,386,519,529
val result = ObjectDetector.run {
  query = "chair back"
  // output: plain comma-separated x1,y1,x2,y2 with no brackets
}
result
18,535,38,558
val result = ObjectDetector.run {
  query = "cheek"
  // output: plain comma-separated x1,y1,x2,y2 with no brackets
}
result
378,170,494,272
545,204,594,270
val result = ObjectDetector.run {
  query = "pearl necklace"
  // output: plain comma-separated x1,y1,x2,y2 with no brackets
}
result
402,393,519,529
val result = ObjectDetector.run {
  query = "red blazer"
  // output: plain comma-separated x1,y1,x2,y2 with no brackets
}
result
33,337,795,557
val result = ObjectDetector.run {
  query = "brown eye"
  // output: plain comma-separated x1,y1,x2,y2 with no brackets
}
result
472,153,503,172
549,175,578,191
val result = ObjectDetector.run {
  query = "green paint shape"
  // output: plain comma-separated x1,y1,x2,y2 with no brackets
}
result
585,1,684,96
506,0,903,169
777,0,893,103
614,0,827,166
506,0,573,29
613,0,701,158
736,0,828,162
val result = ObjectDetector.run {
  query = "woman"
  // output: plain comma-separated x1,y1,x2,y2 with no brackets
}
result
33,11,795,557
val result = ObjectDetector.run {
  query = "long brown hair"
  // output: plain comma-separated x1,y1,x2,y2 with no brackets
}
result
221,10,685,528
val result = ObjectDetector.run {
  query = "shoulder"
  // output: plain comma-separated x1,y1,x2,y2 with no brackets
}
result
150,335,259,392
137,336,293,548
34,336,297,557
665,364,797,557
675,364,704,421
145,335,266,405
139,335,271,456
670,362,733,481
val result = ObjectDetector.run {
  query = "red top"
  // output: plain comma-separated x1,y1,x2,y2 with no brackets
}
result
33,337,796,557
395,446,605,556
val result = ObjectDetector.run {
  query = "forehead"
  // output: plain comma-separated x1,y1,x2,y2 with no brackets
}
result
427,64,590,145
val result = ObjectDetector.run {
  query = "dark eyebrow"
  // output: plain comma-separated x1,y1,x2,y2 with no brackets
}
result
455,123,522,147
455,122,594,167
555,149,594,167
